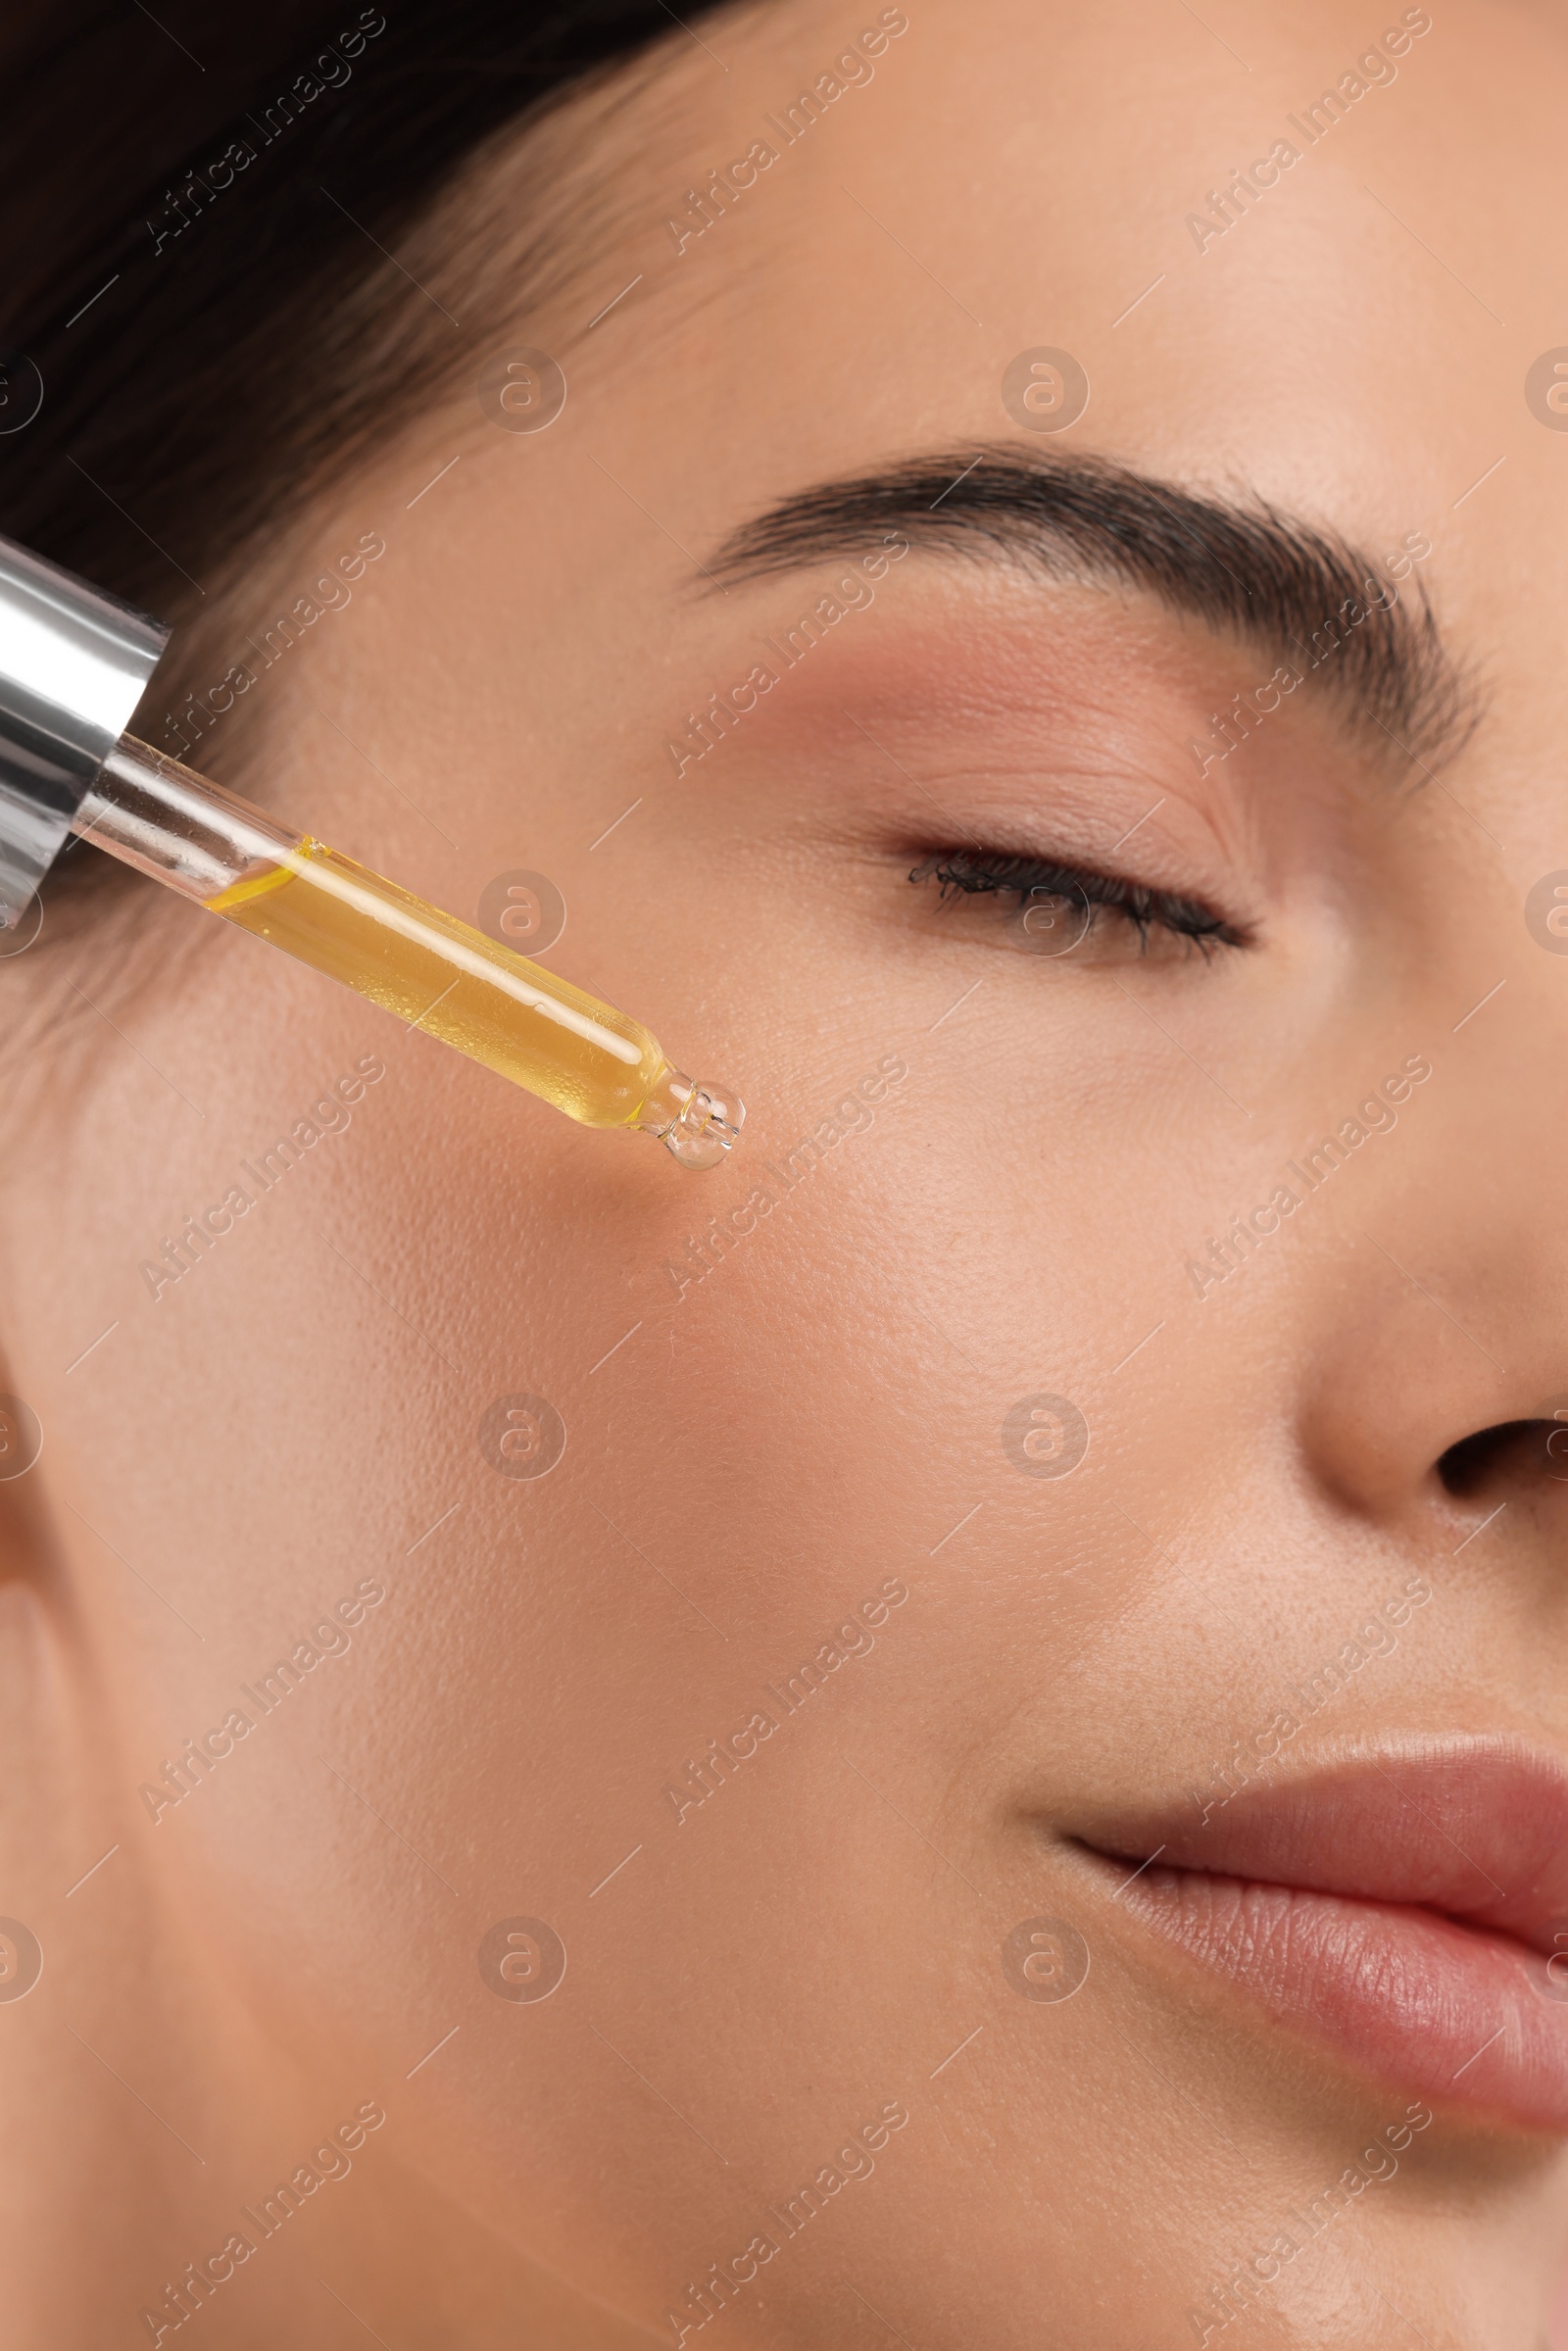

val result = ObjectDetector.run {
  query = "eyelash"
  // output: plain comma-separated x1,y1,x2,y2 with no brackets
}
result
907,852,1248,953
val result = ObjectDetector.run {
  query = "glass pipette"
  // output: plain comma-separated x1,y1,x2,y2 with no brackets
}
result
72,737,744,1168
0,527,742,1170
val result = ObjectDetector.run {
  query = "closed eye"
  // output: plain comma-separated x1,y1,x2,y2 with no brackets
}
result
907,851,1250,956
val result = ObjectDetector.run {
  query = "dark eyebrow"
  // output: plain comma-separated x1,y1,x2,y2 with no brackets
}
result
706,447,1478,768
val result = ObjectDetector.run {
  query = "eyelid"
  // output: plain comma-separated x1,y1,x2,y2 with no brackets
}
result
907,850,1251,950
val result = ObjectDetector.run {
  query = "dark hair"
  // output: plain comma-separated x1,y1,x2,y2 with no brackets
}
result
0,0,732,898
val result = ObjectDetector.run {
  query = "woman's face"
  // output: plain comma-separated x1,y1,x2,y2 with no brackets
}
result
12,0,1568,2341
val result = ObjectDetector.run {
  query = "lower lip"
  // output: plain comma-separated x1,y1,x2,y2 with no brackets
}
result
1103,1860,1568,2131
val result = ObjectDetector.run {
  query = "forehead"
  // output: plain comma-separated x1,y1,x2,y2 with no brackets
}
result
607,0,1564,701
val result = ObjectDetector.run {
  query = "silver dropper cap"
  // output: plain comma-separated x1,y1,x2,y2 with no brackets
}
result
0,532,169,928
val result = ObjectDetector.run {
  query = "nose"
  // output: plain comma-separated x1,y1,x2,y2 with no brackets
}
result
1286,1044,1568,1550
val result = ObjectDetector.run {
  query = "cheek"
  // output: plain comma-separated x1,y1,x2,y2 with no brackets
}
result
12,591,1342,2307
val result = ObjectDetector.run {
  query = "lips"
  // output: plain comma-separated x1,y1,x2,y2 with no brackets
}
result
1072,1739,1568,2131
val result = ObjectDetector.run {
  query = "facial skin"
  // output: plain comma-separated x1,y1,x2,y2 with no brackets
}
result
6,0,1568,2342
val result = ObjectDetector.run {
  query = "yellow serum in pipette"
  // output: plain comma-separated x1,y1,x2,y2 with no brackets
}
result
206,839,666,1127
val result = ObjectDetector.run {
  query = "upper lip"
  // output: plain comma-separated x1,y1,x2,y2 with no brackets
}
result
1070,1736,1568,1953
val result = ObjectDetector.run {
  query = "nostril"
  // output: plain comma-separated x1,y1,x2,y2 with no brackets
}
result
1437,1419,1564,1498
